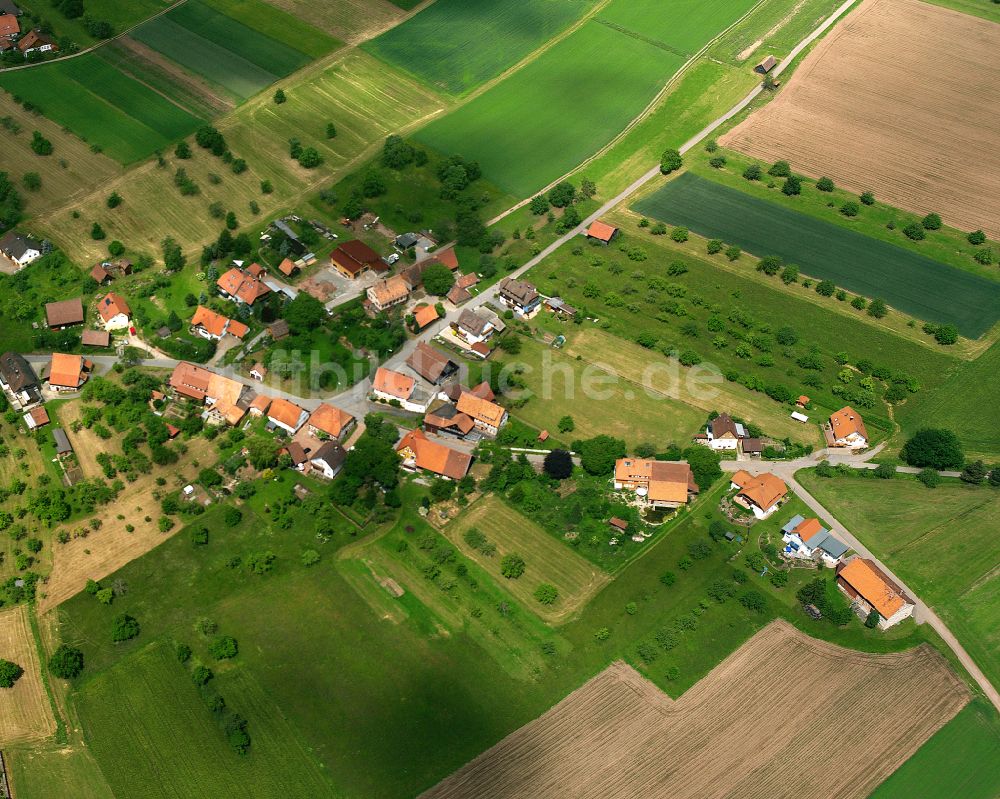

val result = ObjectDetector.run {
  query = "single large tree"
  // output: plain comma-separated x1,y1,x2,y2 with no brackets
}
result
543,449,573,480
900,428,964,470
0,659,23,688
421,262,454,296
576,435,626,476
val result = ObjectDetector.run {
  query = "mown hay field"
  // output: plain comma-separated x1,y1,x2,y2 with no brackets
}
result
0,57,206,165
39,52,443,260
721,0,1000,239
422,621,968,799
0,606,56,747
797,471,1000,696
198,0,344,56
869,699,1000,799
446,495,608,624
364,0,596,95
634,173,1000,337
0,102,123,218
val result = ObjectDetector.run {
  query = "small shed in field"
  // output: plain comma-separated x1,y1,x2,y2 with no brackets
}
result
756,55,777,74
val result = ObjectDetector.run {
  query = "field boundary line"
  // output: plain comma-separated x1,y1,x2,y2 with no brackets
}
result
27,605,65,744
486,0,770,226
0,0,190,73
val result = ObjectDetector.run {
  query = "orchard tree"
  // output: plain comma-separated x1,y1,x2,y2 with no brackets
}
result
576,435,626,476
500,553,526,579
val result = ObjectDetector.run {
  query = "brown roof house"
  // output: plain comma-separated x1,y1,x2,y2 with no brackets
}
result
45,298,84,329
168,362,250,426
47,353,91,391
366,275,409,313
90,263,111,285
191,306,249,340
497,277,541,316
614,458,700,509
446,272,479,306
424,403,475,439
217,266,271,305
396,428,471,481
0,351,39,405
268,319,290,341
330,240,381,280
18,29,57,54
585,220,619,244
267,398,309,435
97,292,131,331
455,391,507,437
730,470,788,519
755,54,777,74
278,257,300,277
309,440,347,479
371,366,431,412
406,342,457,385
452,308,495,346
828,406,868,449
306,402,355,440
836,557,914,629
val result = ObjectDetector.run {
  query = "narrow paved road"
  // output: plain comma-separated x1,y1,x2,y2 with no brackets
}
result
721,452,1000,713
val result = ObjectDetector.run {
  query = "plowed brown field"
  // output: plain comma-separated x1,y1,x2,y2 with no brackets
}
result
721,0,1000,238
0,606,56,747
422,621,968,799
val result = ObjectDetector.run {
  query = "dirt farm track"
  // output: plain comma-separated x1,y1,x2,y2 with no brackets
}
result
721,0,1000,239
422,621,968,799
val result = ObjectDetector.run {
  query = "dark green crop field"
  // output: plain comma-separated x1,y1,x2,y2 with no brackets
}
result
363,0,595,95
635,173,1000,337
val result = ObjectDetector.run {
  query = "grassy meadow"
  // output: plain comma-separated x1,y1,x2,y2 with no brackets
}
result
869,699,1000,799
130,0,333,101
39,464,957,798
0,58,206,165
364,0,595,95
416,20,684,196
895,340,1000,460
634,173,1000,338
686,149,1000,283
597,0,757,54
797,471,1000,694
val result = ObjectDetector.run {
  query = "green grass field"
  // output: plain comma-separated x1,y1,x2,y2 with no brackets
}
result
922,0,1000,23
49,467,954,797
416,20,686,196
130,5,308,100
634,173,1000,338
0,58,206,164
22,0,171,47
75,641,337,797
686,149,1000,283
596,0,754,54
869,699,1000,799
363,0,595,95
797,471,1000,693
895,340,1000,460
199,0,343,57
